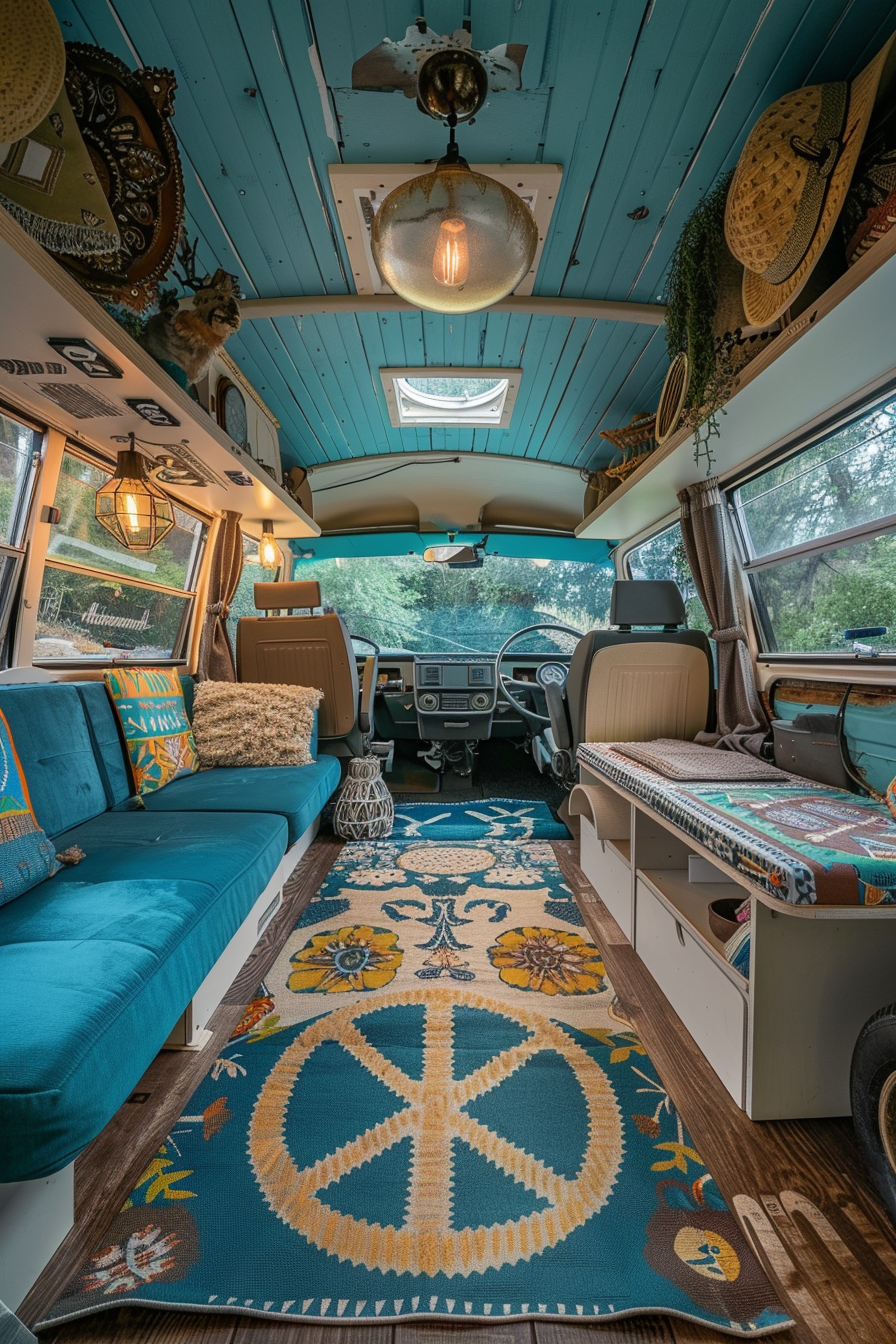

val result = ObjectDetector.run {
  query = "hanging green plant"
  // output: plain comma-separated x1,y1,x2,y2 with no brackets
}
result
663,170,738,469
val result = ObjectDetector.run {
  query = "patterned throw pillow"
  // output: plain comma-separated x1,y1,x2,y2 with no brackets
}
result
887,775,896,824
191,682,322,769
0,707,61,905
103,666,198,795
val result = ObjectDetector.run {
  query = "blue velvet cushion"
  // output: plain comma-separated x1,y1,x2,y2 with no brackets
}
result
140,754,341,845
0,706,61,905
0,809,288,1182
0,683,109,835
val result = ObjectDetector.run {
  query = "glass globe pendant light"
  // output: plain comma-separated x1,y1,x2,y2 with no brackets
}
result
370,50,538,315
94,434,175,551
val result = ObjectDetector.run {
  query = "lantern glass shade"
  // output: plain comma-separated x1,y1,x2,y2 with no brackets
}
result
258,521,279,570
371,161,538,314
94,449,176,552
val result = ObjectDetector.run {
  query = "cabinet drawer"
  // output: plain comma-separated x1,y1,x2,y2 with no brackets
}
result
580,818,632,940
634,873,747,1107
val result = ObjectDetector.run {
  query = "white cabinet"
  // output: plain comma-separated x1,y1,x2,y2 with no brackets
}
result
572,767,896,1120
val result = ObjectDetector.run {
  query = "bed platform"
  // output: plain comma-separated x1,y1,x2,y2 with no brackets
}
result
572,741,896,1121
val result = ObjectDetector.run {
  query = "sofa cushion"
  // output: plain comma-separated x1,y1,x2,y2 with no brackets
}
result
191,681,322,769
103,666,198,795
0,808,288,1182
0,707,61,906
75,681,133,808
50,809,286,905
0,683,108,836
140,754,341,845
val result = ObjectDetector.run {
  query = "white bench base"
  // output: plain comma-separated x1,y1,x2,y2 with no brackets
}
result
0,1163,73,1311
2,814,320,1309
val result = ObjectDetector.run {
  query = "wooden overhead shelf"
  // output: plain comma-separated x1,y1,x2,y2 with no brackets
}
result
577,224,896,541
0,207,318,539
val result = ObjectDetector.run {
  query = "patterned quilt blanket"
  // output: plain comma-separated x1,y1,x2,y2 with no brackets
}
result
577,742,896,907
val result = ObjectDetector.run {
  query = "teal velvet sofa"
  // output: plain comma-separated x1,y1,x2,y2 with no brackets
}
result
0,679,340,1191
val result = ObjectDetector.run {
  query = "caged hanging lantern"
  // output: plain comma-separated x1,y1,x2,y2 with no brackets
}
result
94,434,175,551
370,48,538,315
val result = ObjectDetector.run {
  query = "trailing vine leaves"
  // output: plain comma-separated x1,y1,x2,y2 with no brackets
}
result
663,171,738,472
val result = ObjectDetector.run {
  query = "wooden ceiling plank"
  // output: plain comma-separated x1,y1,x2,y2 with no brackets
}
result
266,316,363,460
240,2,354,290
314,312,393,455
171,0,331,292
234,320,341,466
559,0,745,302
471,0,552,84
534,2,657,296
482,311,534,455
515,318,594,459
286,313,375,459
574,329,668,472
534,320,624,464
353,311,408,456
493,314,559,458
603,0,888,305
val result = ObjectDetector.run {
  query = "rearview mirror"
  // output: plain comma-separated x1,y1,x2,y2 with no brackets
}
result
423,544,483,567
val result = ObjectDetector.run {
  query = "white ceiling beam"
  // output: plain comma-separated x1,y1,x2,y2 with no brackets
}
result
239,293,667,325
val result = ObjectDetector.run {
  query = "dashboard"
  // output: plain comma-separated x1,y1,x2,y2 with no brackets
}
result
364,651,571,742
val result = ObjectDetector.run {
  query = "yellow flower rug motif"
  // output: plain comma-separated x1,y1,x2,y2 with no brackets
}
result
38,840,791,1337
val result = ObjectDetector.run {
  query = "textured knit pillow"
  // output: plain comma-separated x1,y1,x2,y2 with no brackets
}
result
103,666,198,795
0,707,61,905
191,682,322,768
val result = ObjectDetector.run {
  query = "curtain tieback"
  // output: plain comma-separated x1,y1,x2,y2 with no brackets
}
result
207,601,230,618
712,625,747,644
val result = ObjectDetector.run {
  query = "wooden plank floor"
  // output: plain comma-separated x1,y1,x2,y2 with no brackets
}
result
19,834,896,1343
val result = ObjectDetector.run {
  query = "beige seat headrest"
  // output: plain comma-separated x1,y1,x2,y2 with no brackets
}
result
254,580,321,611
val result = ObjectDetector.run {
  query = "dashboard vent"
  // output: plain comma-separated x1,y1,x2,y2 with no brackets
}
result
422,665,441,686
442,694,469,710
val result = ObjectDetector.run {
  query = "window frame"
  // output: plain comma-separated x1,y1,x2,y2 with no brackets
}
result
34,441,212,668
0,401,46,657
727,379,896,664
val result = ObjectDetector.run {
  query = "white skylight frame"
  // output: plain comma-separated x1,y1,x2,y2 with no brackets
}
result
380,367,522,429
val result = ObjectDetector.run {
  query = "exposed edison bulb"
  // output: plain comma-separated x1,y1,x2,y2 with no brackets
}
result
433,217,469,288
124,494,140,534
259,521,278,569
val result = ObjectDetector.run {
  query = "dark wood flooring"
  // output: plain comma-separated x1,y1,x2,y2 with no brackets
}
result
18,834,896,1343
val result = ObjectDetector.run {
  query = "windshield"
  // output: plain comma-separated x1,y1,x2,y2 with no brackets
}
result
291,554,613,653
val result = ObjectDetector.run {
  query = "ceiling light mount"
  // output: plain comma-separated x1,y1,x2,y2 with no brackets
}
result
416,47,488,123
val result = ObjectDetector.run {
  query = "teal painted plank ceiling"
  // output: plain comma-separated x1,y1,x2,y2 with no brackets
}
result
50,0,896,474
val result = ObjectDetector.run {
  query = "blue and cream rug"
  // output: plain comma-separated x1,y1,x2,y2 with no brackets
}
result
391,799,569,840
39,840,790,1336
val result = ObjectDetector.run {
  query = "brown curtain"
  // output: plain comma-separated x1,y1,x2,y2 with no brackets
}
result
196,510,242,681
677,478,769,756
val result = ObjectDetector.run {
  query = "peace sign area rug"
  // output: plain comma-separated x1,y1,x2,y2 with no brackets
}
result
38,840,791,1337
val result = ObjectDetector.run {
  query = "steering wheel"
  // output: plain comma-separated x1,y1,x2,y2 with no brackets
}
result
495,623,584,728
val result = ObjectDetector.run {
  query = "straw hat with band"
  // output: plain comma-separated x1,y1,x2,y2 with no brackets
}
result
725,32,896,327
0,0,66,143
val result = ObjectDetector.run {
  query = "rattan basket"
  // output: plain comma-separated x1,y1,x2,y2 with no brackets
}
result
600,412,657,480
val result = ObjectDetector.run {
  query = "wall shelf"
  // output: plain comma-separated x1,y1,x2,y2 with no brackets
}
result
577,224,896,540
0,208,318,539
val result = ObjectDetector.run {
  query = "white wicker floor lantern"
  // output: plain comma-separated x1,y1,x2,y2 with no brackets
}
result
333,756,394,840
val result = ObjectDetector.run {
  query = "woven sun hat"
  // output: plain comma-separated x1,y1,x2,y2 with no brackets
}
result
0,0,66,143
725,30,896,327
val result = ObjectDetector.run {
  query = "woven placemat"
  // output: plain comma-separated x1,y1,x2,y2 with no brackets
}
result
609,738,784,781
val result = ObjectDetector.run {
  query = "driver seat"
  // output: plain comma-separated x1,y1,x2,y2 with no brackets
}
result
236,580,378,759
547,579,714,767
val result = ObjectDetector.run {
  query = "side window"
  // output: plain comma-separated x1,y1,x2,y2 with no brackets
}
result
226,532,281,657
35,447,207,662
625,521,711,635
0,408,42,653
733,392,896,655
